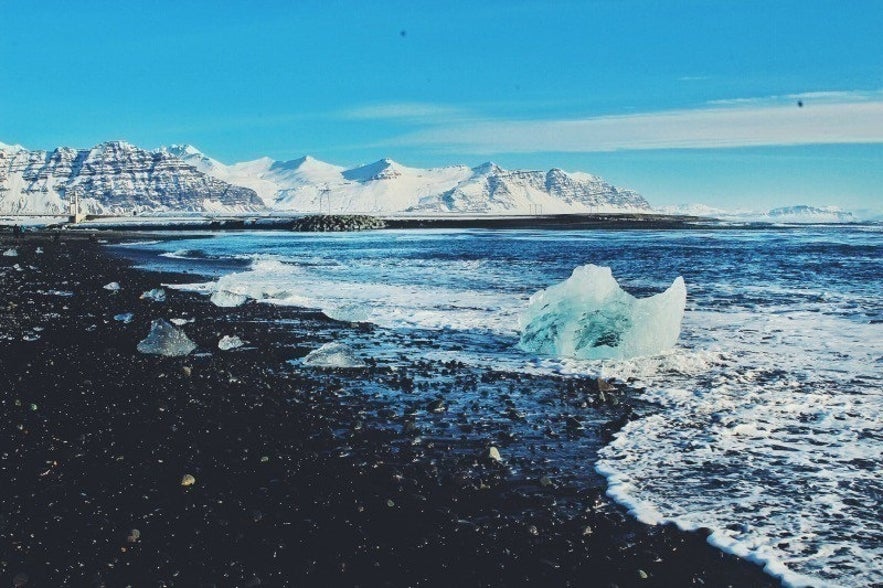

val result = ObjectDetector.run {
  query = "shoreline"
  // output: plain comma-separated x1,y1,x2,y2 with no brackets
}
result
5,212,711,232
0,230,780,587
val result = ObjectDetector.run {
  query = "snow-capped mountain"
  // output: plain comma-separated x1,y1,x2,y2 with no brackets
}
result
167,145,650,214
1,139,650,216
0,141,262,215
766,205,855,223
409,164,648,214
657,203,858,223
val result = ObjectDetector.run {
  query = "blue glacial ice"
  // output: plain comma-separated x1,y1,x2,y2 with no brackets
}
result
518,265,686,360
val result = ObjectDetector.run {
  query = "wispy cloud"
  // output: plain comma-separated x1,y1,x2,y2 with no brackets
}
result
340,102,470,123
384,92,883,154
707,89,883,107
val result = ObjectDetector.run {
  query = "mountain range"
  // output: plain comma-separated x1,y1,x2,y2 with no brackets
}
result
0,140,651,216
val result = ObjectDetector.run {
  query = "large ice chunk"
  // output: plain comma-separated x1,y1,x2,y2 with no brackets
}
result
519,265,686,360
302,342,365,368
137,319,197,356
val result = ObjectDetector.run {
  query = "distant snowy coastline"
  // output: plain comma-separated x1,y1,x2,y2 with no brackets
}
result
656,203,874,224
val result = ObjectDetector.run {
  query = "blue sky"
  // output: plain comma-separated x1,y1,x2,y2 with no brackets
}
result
1,0,881,210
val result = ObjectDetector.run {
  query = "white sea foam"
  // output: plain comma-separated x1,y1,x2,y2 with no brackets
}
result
596,309,883,588
189,257,525,333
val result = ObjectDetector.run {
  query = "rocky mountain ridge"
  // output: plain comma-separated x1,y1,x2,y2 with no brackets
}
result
0,141,262,215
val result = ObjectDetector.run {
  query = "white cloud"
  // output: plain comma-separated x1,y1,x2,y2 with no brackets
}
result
386,94,883,153
341,102,468,122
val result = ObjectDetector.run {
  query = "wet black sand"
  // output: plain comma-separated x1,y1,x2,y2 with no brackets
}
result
0,231,779,587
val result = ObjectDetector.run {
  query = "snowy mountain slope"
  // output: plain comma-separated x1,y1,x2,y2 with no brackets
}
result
0,141,263,215
167,146,651,214
159,145,346,207
275,158,476,213
409,164,649,214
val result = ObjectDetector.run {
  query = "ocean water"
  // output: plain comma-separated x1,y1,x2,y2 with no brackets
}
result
114,226,883,587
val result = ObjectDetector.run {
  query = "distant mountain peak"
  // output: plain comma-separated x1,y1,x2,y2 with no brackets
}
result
95,140,137,150
342,158,404,182
474,161,504,174
162,143,204,157
0,140,26,153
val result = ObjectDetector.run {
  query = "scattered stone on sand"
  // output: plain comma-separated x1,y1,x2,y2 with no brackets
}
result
170,317,192,326
218,335,245,351
137,319,197,357
181,474,196,487
103,281,121,291
3,248,19,257
113,312,134,323
127,528,141,543
427,398,446,413
487,446,502,462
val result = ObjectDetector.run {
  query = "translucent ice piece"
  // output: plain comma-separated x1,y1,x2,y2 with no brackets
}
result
137,319,197,357
140,288,166,302
519,265,686,360
114,312,134,324
302,342,365,368
210,289,248,307
218,335,245,351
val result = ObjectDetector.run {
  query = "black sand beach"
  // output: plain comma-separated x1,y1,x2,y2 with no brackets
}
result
0,231,779,587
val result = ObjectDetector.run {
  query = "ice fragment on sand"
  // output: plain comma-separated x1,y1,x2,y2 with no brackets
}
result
302,342,365,368
103,281,121,291
324,303,371,323
519,264,686,360
218,335,245,351
140,288,166,302
114,312,134,324
210,289,248,307
3,248,18,257
137,319,197,357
